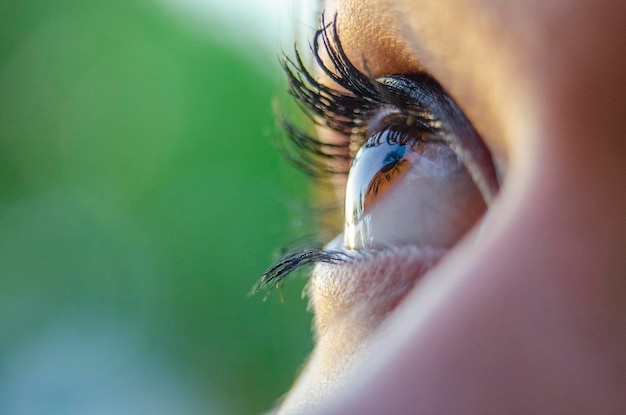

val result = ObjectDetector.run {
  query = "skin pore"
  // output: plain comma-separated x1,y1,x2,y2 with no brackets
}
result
276,0,626,413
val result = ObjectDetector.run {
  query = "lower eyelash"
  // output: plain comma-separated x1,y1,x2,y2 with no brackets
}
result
251,249,358,295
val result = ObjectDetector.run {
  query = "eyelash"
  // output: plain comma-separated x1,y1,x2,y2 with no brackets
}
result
278,13,441,179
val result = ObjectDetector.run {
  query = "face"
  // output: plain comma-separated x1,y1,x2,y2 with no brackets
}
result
272,0,626,413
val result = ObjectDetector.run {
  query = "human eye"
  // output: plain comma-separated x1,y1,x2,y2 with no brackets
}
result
343,72,498,250
254,14,499,290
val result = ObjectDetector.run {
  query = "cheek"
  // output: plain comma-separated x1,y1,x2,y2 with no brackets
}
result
308,246,445,346
279,247,445,412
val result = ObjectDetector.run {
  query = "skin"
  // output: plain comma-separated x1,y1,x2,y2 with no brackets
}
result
277,0,626,413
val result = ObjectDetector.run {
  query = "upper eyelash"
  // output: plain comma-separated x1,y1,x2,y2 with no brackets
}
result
283,14,380,135
279,13,439,179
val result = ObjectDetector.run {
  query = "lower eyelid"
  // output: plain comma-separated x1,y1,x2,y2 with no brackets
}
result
308,246,446,337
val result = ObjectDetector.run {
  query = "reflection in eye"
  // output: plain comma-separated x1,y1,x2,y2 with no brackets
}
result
345,116,487,250
346,126,432,226
356,125,435,211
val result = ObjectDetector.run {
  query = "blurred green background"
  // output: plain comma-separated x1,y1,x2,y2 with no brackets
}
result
0,1,314,413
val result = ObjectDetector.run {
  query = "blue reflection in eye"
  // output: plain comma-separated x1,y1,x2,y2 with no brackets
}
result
346,129,418,230
381,145,405,172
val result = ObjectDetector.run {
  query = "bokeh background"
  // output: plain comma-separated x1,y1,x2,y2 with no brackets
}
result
0,0,315,413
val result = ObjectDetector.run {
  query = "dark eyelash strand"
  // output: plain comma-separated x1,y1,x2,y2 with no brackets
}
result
251,249,357,297
284,13,380,135
279,13,438,179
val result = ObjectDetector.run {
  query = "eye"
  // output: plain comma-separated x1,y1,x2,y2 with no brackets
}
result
344,114,487,250
255,16,501,292
343,74,499,251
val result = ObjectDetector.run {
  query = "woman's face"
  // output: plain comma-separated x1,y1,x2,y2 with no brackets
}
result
276,0,626,413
